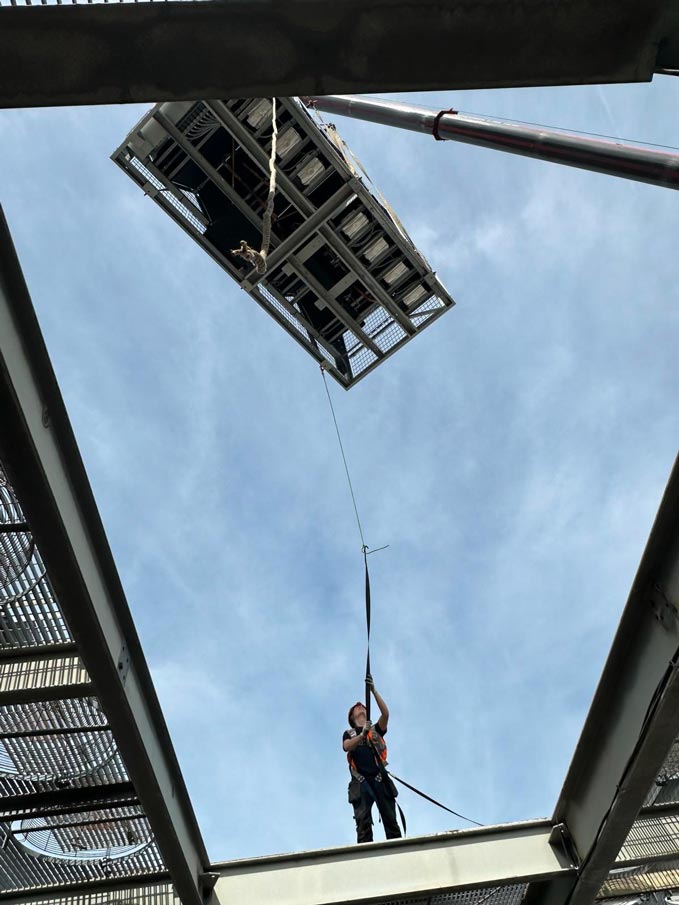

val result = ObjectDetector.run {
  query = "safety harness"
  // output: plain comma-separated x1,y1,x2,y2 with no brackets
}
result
346,725,388,781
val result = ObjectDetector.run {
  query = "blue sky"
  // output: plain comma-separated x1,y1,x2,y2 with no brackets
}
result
0,77,677,862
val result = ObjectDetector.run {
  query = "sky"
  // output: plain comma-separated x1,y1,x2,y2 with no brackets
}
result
0,76,677,863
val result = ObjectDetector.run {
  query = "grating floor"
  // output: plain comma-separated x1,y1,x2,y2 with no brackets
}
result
0,460,165,892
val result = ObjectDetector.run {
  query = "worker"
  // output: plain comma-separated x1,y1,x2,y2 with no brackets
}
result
343,675,401,843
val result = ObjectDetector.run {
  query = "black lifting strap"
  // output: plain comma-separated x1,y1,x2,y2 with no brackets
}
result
365,552,407,834
364,547,371,723
387,773,483,828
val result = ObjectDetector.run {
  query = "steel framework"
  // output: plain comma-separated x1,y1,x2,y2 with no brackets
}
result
112,97,454,388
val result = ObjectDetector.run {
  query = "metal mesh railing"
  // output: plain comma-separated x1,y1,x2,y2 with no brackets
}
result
410,294,447,324
126,158,207,236
256,284,312,345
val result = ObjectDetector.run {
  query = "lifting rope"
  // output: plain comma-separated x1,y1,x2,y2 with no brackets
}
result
321,367,483,830
231,97,279,276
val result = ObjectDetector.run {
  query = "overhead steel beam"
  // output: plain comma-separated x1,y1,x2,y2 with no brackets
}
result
212,820,576,905
549,451,679,905
0,208,209,905
0,0,677,109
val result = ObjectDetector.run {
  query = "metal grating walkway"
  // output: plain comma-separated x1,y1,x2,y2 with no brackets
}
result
0,462,165,893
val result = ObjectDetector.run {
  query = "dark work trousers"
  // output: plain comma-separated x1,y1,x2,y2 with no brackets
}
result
352,775,402,843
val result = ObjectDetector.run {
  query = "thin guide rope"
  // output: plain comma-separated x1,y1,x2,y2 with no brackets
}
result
321,367,366,552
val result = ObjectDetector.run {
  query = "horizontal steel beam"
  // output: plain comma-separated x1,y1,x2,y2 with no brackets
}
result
551,451,679,905
0,207,208,905
0,0,677,108
0,642,78,662
0,724,111,740
212,820,576,905
0,523,29,534
0,781,136,818
0,877,172,905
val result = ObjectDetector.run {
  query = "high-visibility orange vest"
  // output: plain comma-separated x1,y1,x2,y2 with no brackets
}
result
347,726,388,779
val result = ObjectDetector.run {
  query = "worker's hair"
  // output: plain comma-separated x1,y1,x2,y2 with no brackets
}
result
348,702,366,728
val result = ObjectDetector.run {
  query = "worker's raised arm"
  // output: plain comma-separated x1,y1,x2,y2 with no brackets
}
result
367,676,390,732
343,723,371,752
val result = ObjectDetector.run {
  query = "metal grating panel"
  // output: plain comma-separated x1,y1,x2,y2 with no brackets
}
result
7,883,179,905
600,860,679,898
0,698,118,787
0,469,34,588
0,823,163,893
0,655,88,698
1,464,71,651
0,457,165,892
126,157,207,236
376,883,528,905
646,738,679,807
616,813,679,865
113,96,455,388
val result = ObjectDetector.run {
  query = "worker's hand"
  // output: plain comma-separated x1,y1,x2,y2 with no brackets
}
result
366,674,376,695
361,720,372,736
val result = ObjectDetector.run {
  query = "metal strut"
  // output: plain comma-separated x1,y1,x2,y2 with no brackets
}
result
304,95,679,191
